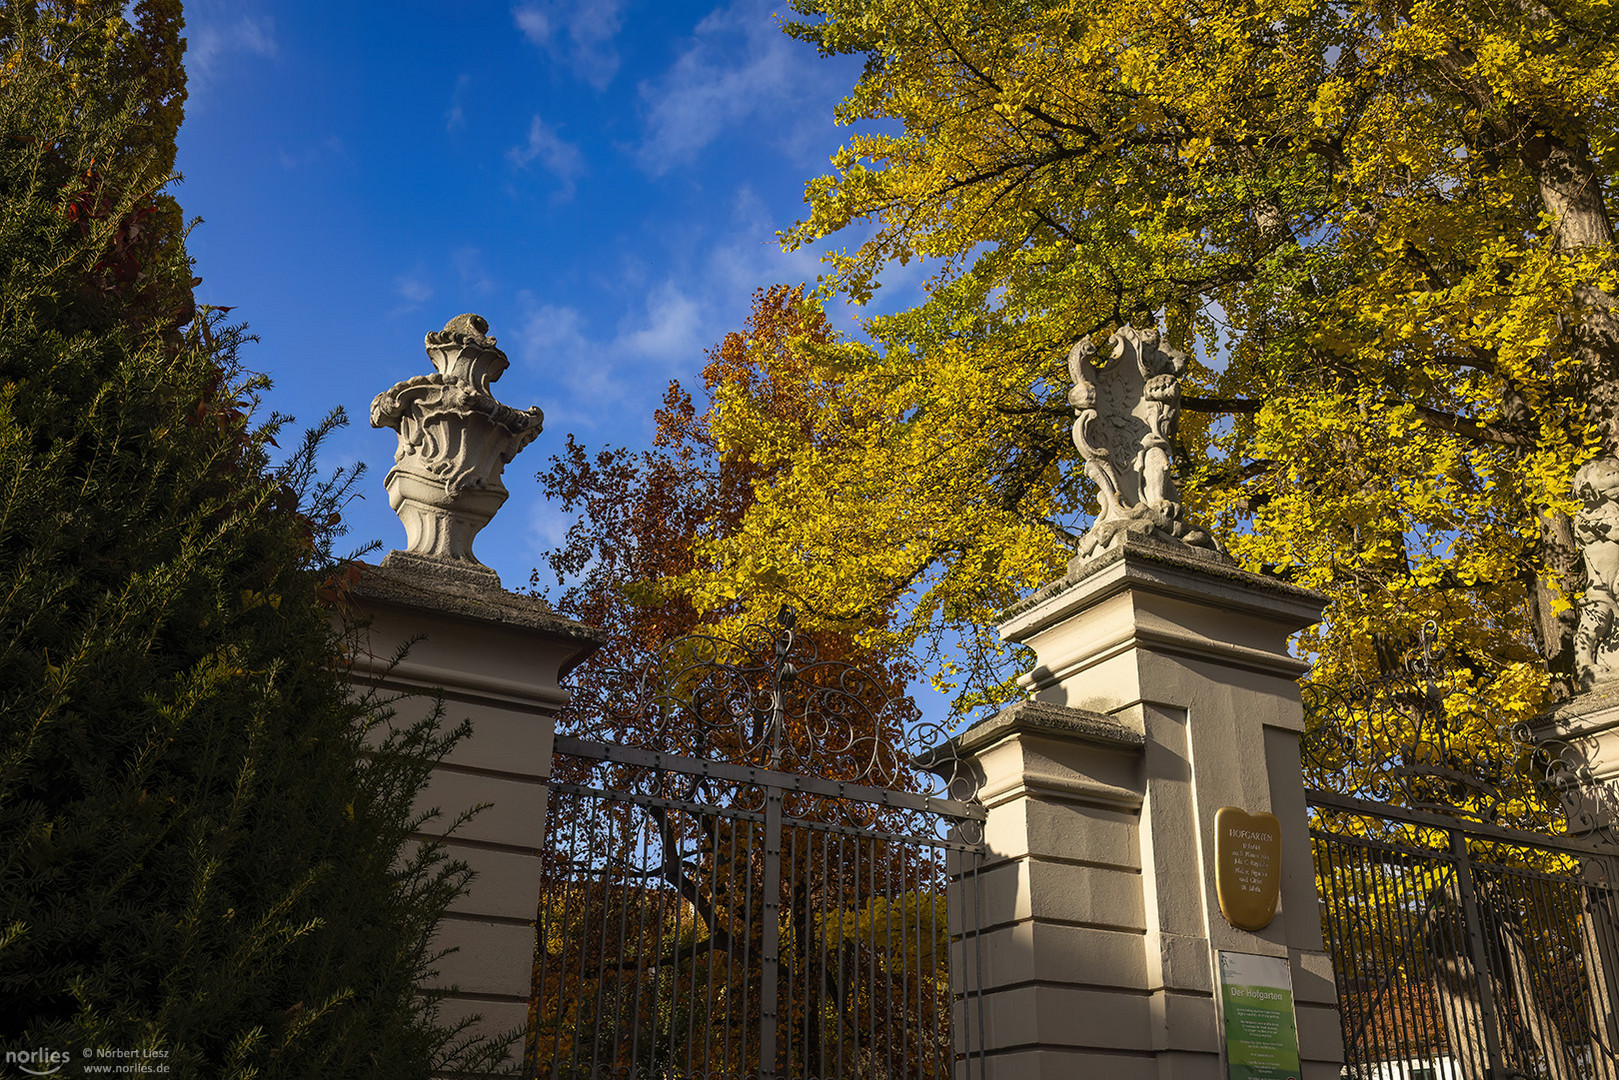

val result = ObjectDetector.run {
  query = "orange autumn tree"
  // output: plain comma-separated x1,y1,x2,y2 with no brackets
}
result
526,285,958,1079
535,282,921,721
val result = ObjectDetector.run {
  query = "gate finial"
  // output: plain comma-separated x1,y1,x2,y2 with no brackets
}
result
1067,324,1224,563
370,314,544,587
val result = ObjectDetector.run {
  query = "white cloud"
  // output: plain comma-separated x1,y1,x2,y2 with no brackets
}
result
395,276,433,305
511,282,702,434
276,135,345,171
508,115,585,201
523,501,578,585
516,282,703,376
188,13,277,96
454,247,496,294
514,6,551,44
445,73,472,133
515,294,590,366
513,0,624,90
620,283,705,362
387,274,435,319
634,0,843,175
507,182,883,439
707,187,816,294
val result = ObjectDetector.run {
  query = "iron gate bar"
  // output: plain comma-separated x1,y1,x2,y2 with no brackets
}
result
1301,632,1619,1080
1311,798,1619,1079
760,787,781,1080
554,734,987,821
531,607,985,1080
775,814,981,852
1308,788,1619,857
548,779,766,823
534,761,983,1080
552,778,981,854
1450,828,1508,1077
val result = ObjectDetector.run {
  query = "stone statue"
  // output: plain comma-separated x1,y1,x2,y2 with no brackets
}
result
1574,456,1619,687
370,314,544,587
1068,325,1220,560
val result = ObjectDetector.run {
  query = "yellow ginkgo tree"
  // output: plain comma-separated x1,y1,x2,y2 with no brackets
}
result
670,0,1619,736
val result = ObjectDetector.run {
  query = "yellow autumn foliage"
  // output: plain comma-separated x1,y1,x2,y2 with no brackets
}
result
668,0,1618,742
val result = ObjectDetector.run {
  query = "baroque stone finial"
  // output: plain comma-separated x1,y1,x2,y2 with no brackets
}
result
1574,456,1619,687
370,314,544,587
1067,325,1221,561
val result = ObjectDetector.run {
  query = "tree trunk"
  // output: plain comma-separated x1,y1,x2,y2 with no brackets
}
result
1520,130,1619,449
1524,133,1617,254
1430,949,1496,1080
1489,899,1578,1074
1508,129,1616,684
1532,505,1582,693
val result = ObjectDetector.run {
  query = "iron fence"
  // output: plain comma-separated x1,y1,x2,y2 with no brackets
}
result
1312,791,1619,1080
1302,624,1619,1078
526,609,985,1080
531,738,983,1080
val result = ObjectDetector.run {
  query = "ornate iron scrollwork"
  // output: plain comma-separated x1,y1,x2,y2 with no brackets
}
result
558,605,981,837
1302,622,1575,834
1534,732,1619,845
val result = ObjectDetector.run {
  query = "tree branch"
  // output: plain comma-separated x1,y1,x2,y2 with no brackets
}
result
1183,394,1262,414
1181,395,1532,448
1410,404,1532,447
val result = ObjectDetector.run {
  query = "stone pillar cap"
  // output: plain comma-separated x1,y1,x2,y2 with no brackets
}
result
920,699,1145,767
1001,534,1327,644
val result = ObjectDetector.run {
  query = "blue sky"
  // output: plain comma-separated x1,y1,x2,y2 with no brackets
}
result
174,0,904,592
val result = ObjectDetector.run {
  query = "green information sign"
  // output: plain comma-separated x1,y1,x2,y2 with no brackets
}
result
1217,951,1301,1080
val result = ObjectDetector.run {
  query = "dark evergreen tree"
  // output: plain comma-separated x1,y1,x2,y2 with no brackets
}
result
0,3,507,1075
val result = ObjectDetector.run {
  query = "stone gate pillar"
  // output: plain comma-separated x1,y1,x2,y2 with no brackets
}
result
343,565,599,1064
346,314,602,1071
950,537,1339,1079
1534,454,1619,1048
1537,678,1619,1050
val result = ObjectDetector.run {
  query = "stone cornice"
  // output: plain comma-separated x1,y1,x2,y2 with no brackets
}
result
347,561,603,676
1000,535,1326,641
1541,676,1619,736
931,699,1146,762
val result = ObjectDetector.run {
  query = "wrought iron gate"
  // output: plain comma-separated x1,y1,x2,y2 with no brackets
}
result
1311,791,1619,1078
527,610,986,1080
1305,626,1619,1079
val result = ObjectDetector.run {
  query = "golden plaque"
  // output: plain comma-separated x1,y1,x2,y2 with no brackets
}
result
1214,807,1282,931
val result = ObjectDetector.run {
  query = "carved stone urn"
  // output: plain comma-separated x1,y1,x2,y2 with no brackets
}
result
370,313,543,587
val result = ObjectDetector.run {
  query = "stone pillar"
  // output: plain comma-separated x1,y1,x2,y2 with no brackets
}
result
1538,455,1619,1050
344,563,600,1067
952,537,1340,1080
1539,686,1619,839
1537,686,1619,1046
349,312,602,1068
